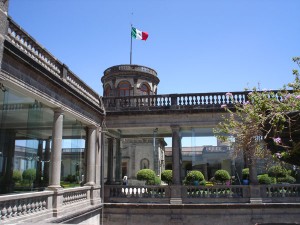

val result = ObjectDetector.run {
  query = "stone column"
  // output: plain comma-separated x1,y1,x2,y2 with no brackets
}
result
85,126,96,186
171,125,181,185
170,125,182,204
36,139,43,187
106,137,114,184
115,138,122,184
48,109,63,189
95,127,102,186
43,138,51,187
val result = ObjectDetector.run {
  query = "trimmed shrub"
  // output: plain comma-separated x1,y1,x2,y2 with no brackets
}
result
277,175,296,184
136,169,156,185
12,170,22,182
184,170,205,185
214,170,230,184
268,165,288,178
22,169,36,181
147,176,161,185
161,170,172,185
257,174,272,184
242,168,249,180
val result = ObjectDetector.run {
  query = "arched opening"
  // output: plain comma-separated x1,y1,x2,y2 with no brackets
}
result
118,81,131,97
140,83,150,95
104,84,112,97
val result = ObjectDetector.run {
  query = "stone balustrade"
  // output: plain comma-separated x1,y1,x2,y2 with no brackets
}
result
62,186,89,206
104,64,157,77
105,184,300,204
103,90,286,113
0,190,53,221
0,186,99,224
103,91,250,112
6,17,103,109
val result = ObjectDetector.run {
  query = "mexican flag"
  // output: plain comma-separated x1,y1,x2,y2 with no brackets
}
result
131,27,148,41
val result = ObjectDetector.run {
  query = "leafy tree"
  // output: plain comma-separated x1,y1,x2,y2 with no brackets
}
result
12,170,22,182
214,57,300,185
136,169,156,185
161,170,172,185
22,168,36,181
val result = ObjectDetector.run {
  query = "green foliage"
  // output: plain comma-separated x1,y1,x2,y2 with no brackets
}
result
214,170,230,183
184,170,205,185
12,170,22,182
22,169,36,181
268,165,288,178
242,168,249,180
257,174,272,184
277,175,296,184
65,174,77,183
199,180,206,186
214,57,300,166
147,176,161,185
136,169,156,184
161,170,172,185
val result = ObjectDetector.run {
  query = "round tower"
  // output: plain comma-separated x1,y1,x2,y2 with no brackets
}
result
101,64,159,97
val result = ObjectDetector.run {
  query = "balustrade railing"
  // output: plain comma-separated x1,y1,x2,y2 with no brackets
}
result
6,18,103,109
103,91,249,111
261,184,300,198
63,186,89,206
0,191,53,221
109,185,168,199
105,184,300,204
184,185,247,198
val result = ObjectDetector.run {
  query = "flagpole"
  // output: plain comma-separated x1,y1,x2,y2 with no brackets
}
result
130,24,132,64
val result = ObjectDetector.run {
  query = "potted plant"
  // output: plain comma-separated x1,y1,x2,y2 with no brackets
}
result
242,168,249,185
183,170,205,186
214,169,230,185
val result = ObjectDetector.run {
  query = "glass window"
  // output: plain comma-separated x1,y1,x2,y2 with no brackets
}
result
104,85,111,97
118,81,130,97
140,84,150,95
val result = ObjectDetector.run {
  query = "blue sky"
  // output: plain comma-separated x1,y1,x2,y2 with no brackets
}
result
8,1,300,146
8,0,300,96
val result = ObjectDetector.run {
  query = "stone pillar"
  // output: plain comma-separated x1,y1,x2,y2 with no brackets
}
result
133,78,138,95
171,125,181,185
95,127,102,186
36,139,43,187
115,138,122,184
85,126,96,186
43,138,51,187
170,125,182,204
0,0,9,68
106,137,114,184
48,109,63,189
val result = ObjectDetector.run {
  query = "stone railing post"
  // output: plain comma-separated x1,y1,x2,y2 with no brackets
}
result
249,185,262,203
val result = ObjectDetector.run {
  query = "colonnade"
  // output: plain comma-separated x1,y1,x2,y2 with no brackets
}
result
105,126,183,184
48,109,103,190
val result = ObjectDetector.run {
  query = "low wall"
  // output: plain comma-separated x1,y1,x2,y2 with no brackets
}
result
103,203,300,225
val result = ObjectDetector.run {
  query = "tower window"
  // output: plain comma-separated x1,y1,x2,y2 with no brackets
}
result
118,81,131,97
104,85,111,97
140,84,150,95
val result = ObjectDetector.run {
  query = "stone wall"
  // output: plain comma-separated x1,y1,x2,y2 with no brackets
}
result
103,203,300,225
